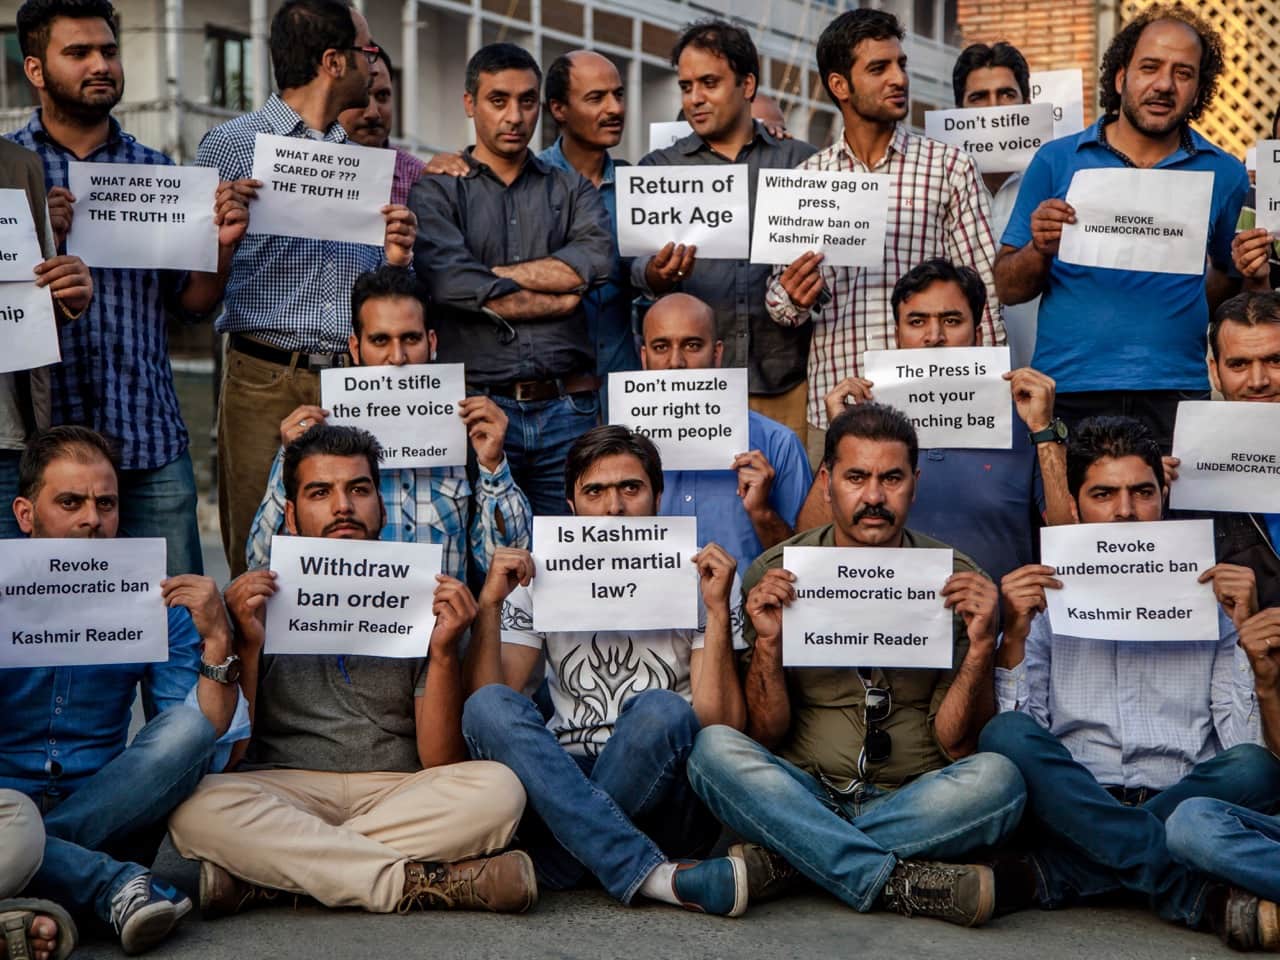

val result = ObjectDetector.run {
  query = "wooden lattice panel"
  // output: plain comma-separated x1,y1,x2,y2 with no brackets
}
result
1119,0,1272,157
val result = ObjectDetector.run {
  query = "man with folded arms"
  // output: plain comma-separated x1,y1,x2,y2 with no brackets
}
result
169,425,535,917
686,403,1026,927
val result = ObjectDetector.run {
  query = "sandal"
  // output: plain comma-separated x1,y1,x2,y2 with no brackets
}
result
0,899,77,960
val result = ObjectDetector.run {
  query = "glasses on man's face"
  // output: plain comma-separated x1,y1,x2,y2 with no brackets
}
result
857,684,892,778
350,44,381,65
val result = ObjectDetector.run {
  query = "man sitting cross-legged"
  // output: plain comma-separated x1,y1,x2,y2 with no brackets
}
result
169,425,535,917
462,425,753,916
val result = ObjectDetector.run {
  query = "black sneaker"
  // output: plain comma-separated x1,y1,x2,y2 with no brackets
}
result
728,842,801,902
878,860,994,927
109,874,191,955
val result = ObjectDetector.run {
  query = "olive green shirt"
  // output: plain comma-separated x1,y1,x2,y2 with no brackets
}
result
742,523,987,790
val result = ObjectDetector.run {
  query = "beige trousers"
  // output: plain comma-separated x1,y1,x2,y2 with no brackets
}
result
749,380,808,448
0,789,44,897
168,761,524,913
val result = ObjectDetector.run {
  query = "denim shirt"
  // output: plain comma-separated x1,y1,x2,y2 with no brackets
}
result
0,606,250,798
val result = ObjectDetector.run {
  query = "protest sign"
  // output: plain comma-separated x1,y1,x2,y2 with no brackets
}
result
248,133,395,246
1058,168,1213,275
1040,520,1218,643
265,537,442,658
924,103,1055,174
1030,69,1085,139
320,363,468,469
649,121,694,152
0,538,167,668
616,164,750,259
1170,401,1280,515
529,516,698,632
0,281,59,374
862,347,1012,449
0,189,43,282
1248,146,1257,173
781,546,954,669
607,368,749,471
1253,140,1280,233
66,162,219,272
749,171,888,268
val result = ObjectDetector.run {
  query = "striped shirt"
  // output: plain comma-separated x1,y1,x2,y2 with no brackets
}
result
765,124,1004,428
7,111,188,470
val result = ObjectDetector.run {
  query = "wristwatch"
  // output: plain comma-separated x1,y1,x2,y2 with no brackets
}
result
1028,418,1069,445
199,655,242,685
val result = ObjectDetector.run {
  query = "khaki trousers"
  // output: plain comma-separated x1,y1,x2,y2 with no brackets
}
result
217,346,321,577
168,761,524,913
0,789,43,897
749,381,808,448
805,422,827,473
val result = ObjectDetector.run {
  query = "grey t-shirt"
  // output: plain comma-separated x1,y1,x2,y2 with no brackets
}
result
241,654,428,773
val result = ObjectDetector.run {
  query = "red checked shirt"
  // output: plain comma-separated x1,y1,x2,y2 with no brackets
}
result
764,124,1005,428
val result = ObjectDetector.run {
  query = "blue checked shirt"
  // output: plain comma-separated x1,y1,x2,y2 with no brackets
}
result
7,112,189,470
996,610,1260,791
195,94,384,353
245,450,532,580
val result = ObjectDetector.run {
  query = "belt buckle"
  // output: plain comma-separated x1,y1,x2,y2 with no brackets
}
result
513,380,539,402
308,353,343,371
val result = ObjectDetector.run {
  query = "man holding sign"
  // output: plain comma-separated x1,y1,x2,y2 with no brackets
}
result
979,417,1280,944
994,8,1247,451
687,404,1024,928
244,267,532,582
170,424,535,917
463,426,753,916
1,426,248,954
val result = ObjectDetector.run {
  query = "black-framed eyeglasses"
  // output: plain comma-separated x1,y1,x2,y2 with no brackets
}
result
350,44,381,65
858,675,892,778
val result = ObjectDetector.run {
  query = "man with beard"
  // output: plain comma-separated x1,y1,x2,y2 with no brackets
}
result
338,48,426,206
994,6,1247,451
197,0,417,578
764,9,1003,465
7,0,252,576
0,426,247,954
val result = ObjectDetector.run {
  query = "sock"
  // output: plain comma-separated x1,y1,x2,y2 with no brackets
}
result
638,862,680,905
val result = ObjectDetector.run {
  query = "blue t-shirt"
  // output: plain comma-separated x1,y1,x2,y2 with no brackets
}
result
1002,119,1248,394
660,411,812,574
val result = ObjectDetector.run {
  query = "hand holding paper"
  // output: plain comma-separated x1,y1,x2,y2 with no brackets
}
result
429,575,478,656
745,568,796,649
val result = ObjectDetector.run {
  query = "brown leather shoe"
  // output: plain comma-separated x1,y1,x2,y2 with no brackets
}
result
399,851,538,913
1215,886,1280,951
199,861,297,920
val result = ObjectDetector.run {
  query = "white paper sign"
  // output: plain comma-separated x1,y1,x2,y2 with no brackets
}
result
1030,69,1085,140
607,368,750,471
1248,146,1258,173
862,347,1012,449
1040,520,1218,642
321,363,468,468
0,189,43,281
265,537,442,657
781,546,954,668
616,164,749,259
530,516,698,632
1058,168,1213,275
66,162,218,272
248,133,395,245
924,103,1055,174
649,121,694,153
1253,140,1280,233
0,281,59,374
0,538,167,668
1171,401,1280,514
749,171,888,268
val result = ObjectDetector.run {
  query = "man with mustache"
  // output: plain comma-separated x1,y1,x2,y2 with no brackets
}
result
338,48,426,206
685,403,1026,927
411,43,613,517
994,7,1247,452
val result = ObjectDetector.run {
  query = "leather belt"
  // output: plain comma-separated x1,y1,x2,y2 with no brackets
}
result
229,334,348,371
474,373,602,403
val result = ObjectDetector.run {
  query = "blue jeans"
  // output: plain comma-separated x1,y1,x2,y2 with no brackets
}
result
462,685,713,904
23,705,217,925
118,450,203,577
979,711,1280,925
1166,799,1280,903
487,392,599,516
686,725,1026,911
0,449,20,538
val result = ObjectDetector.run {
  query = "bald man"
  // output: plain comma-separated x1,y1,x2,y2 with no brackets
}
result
541,50,638,406
642,293,811,573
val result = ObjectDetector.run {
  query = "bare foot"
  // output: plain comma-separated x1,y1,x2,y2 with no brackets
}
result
0,914,58,960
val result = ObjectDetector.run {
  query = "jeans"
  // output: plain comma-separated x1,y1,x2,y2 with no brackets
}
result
23,704,217,925
486,391,599,516
979,710,1280,925
463,685,713,904
686,725,1026,911
1166,799,1280,903
1053,389,1210,455
0,448,20,538
118,450,203,577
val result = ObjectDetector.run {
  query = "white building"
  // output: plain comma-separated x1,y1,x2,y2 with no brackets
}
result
1,0,965,160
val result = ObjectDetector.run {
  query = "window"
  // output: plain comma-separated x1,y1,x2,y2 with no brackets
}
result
914,0,936,41
1,28,37,110
205,26,250,111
